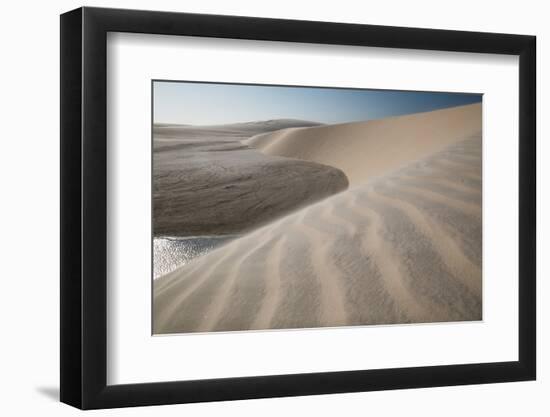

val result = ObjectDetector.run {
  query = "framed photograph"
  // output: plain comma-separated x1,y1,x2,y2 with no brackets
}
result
60,6,536,409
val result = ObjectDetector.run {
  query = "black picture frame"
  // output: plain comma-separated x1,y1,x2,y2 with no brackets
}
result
60,6,536,410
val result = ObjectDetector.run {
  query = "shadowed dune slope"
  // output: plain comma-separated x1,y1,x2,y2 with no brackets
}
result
245,103,481,184
154,131,482,334
153,120,347,236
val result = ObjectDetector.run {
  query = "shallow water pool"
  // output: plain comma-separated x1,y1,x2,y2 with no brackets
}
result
153,235,236,279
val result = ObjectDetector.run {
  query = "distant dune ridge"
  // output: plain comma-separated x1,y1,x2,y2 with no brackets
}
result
153,103,482,334
154,118,322,141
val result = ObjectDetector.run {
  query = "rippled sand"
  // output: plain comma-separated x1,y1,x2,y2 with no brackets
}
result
153,104,482,334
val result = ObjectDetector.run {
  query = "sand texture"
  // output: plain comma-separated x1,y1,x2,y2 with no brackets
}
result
246,103,481,184
154,120,347,236
153,103,482,334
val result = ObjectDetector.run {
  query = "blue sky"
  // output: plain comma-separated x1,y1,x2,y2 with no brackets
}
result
153,81,481,125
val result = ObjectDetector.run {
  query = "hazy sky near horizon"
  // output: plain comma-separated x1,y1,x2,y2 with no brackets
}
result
153,81,481,125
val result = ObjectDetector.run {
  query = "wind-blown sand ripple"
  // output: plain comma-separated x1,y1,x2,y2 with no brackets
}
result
154,104,482,334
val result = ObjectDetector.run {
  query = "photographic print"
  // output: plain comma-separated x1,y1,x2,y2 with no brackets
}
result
152,81,482,335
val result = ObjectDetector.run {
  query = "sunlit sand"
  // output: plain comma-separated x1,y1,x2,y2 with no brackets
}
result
153,103,482,334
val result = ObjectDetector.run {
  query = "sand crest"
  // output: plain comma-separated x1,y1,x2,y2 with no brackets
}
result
246,103,481,184
154,104,482,334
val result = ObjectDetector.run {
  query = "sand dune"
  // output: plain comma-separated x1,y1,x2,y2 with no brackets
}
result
154,118,321,142
246,103,481,184
153,103,482,334
153,120,346,236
